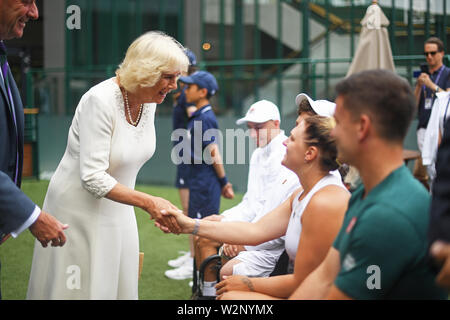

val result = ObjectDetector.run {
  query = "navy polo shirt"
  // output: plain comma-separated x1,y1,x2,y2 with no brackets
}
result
187,104,220,165
418,65,450,129
186,104,222,218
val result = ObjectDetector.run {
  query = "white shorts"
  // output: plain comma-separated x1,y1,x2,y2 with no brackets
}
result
231,249,284,278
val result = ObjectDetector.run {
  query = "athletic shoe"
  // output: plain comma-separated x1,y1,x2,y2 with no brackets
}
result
168,251,191,268
189,281,193,288
165,263,194,280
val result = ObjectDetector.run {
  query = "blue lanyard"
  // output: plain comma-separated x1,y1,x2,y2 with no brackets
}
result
423,66,445,97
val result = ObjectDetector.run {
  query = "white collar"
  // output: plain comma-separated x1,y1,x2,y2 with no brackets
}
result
260,130,286,157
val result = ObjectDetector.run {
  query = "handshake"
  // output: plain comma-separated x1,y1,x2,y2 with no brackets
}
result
144,195,193,235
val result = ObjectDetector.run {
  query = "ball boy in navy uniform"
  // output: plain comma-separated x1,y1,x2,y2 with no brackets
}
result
181,71,234,220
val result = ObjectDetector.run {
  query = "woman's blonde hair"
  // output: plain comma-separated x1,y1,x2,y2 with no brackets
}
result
303,115,339,172
116,31,189,93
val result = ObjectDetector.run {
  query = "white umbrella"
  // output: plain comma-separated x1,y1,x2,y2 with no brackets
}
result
344,1,396,190
346,1,395,77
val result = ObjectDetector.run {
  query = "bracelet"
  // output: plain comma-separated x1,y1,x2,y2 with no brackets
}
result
191,218,200,235
218,176,228,188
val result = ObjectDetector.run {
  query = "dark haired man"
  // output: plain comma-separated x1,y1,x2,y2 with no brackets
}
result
414,37,450,189
290,70,446,300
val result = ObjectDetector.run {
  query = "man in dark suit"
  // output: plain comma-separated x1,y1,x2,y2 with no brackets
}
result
429,117,450,290
0,0,68,299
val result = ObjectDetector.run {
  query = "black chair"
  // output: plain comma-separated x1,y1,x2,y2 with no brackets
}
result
191,249,290,299
191,254,222,300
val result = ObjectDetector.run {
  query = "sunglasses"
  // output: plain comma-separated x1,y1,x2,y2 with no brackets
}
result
424,51,438,57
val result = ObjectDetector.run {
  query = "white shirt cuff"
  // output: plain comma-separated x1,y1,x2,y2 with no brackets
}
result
10,205,41,238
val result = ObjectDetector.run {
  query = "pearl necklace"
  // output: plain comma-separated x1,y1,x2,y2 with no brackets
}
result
124,90,143,126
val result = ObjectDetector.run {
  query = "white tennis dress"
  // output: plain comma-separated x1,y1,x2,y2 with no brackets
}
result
26,78,156,299
285,173,345,273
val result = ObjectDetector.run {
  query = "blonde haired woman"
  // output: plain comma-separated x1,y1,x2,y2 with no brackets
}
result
162,115,350,300
27,31,188,300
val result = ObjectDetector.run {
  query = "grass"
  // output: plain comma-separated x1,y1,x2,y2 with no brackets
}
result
0,180,242,300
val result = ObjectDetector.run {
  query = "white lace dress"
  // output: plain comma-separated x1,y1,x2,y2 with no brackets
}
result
26,78,156,300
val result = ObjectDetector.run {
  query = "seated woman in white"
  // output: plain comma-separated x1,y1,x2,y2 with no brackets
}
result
161,115,350,300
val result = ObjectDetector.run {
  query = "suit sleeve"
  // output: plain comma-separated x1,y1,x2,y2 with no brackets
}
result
0,170,36,237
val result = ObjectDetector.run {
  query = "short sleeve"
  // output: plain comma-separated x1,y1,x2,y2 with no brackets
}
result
334,204,421,299
78,93,118,198
201,117,219,149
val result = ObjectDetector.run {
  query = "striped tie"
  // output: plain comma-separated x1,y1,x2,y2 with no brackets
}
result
0,41,20,185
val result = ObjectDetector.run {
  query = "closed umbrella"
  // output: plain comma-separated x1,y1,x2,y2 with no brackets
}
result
344,1,395,190
346,0,395,76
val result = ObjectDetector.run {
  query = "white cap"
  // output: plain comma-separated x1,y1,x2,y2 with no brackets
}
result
295,93,336,118
236,100,281,125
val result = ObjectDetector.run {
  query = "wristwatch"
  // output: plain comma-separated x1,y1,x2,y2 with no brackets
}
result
436,85,440,93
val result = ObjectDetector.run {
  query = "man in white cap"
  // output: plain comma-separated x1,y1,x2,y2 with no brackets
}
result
192,99,300,298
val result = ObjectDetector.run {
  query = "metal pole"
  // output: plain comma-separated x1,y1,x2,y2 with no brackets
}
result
390,0,396,55
277,0,283,109
254,0,261,102
219,0,225,110
233,0,244,115
302,0,310,95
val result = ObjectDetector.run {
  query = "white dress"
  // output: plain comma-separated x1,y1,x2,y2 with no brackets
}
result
26,78,156,300
284,173,345,273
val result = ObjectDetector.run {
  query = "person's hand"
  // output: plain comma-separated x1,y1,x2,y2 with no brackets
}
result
160,206,195,234
221,182,234,199
215,275,255,296
430,241,450,289
145,196,181,234
417,72,435,90
29,211,69,248
222,244,246,258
